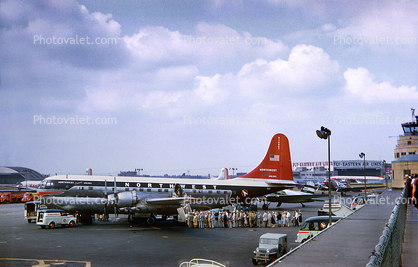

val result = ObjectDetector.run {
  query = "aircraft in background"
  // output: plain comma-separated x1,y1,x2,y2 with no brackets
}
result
37,133,296,225
16,181,41,191
323,178,385,196
261,181,324,209
211,168,229,180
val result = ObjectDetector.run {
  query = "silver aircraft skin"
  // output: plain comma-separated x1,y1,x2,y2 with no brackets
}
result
262,181,324,208
37,133,296,224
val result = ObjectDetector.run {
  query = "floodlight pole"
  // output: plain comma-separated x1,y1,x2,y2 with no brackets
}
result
359,153,366,200
317,126,332,227
364,155,366,200
327,135,332,227
382,160,388,189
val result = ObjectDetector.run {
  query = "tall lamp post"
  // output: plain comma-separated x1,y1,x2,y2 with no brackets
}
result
359,152,366,199
229,168,237,177
135,168,143,176
382,160,388,189
316,126,332,227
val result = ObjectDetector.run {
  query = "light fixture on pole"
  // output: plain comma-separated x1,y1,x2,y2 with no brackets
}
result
316,126,332,227
359,152,366,200
382,160,388,189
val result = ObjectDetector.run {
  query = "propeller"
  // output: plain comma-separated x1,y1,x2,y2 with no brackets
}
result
104,179,107,219
113,176,118,221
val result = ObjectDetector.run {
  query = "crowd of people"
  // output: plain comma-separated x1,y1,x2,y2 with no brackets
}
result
184,210,303,228
405,173,418,209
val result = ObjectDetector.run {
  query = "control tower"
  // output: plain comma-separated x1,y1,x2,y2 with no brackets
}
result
392,109,418,188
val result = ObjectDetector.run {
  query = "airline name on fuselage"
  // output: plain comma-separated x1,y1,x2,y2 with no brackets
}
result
125,183,217,190
56,180,218,190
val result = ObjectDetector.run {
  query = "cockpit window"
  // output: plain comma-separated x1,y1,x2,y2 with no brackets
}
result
39,179,47,189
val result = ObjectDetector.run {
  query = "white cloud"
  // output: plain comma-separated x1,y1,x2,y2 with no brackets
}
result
332,1,418,52
344,67,418,102
123,22,287,68
236,44,339,96
193,74,230,105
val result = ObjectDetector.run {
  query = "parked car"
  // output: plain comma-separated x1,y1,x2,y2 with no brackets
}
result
253,233,287,265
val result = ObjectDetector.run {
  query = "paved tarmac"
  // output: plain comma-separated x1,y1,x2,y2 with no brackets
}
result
0,198,331,267
272,189,403,267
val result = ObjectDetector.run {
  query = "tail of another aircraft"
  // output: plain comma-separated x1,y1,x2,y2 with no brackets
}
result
240,133,294,182
211,168,229,180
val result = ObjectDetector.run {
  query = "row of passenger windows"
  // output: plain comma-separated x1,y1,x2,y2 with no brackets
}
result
75,187,230,195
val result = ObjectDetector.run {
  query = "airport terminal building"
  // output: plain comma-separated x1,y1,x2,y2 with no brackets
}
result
293,160,389,181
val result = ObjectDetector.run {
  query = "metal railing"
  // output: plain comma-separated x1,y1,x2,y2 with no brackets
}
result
366,188,407,267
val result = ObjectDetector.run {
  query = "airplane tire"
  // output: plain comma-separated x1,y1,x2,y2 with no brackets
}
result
146,216,156,226
49,222,55,229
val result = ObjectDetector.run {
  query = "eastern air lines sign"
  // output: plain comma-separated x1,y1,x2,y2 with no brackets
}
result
333,160,383,169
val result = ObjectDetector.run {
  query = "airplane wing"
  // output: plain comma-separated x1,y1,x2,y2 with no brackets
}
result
337,185,386,193
263,182,323,204
264,193,323,204
146,196,200,206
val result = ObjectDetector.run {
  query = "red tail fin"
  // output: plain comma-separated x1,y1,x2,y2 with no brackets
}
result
241,133,293,181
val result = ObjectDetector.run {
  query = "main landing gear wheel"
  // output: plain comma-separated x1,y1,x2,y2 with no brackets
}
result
146,216,156,226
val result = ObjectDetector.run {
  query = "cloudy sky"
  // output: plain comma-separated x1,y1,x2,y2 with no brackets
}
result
1,0,417,177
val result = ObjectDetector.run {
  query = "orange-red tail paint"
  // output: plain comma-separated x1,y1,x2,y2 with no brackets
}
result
241,133,293,181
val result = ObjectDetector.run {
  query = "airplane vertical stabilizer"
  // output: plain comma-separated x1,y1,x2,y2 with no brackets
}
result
211,168,229,180
240,133,293,181
218,168,229,180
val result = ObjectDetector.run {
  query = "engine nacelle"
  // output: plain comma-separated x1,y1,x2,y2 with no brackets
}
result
116,191,138,207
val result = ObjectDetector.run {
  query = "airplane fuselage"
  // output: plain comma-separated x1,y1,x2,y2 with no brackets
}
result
38,175,293,215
